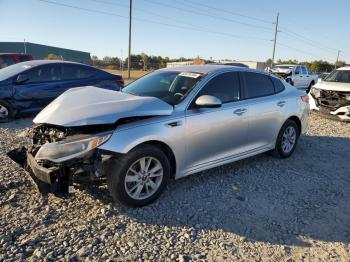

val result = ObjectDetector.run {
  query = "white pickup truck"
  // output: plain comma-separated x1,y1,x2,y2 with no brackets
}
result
271,64,318,92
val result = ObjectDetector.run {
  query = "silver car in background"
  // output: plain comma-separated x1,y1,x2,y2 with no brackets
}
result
10,65,310,206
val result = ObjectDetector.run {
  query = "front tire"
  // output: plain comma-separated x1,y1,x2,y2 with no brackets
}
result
107,145,170,207
0,100,15,123
271,120,299,158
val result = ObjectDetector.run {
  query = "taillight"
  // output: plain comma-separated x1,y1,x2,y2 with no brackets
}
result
301,95,309,103
113,78,124,86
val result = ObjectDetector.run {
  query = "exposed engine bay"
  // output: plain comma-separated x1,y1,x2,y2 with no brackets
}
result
310,88,350,121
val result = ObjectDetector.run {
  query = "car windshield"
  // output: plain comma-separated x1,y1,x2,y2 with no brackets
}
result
0,62,33,81
122,71,204,105
324,70,350,83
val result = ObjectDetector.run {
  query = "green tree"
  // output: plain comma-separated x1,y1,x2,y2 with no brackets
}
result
46,53,62,60
309,60,333,73
335,60,346,69
140,52,149,71
266,58,273,66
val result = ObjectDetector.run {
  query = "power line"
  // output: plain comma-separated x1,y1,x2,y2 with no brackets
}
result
280,26,339,53
172,0,273,24
140,0,274,31
277,42,324,59
37,0,271,43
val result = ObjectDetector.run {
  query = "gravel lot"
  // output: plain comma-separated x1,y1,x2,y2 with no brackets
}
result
0,112,349,261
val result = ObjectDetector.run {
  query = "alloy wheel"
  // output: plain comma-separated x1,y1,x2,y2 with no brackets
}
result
281,126,296,153
0,105,9,119
124,157,163,200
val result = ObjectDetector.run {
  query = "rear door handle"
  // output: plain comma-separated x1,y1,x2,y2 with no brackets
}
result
233,108,247,116
277,101,286,107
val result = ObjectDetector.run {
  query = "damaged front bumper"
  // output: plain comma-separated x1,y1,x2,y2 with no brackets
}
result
8,147,76,193
7,124,116,194
309,88,350,121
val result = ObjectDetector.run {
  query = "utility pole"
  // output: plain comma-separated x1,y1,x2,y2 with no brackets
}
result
335,50,341,69
128,0,132,79
271,13,279,67
24,39,27,54
120,49,124,73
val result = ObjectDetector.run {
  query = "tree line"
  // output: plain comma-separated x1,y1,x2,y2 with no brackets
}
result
91,53,192,71
91,52,347,73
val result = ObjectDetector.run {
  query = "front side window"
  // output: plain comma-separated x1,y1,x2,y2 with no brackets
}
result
0,63,34,81
301,66,307,74
243,72,275,99
324,70,350,83
295,66,300,75
123,71,203,105
197,72,240,104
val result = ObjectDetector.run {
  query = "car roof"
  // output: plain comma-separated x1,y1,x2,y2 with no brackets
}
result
337,66,350,70
160,64,250,74
14,60,86,67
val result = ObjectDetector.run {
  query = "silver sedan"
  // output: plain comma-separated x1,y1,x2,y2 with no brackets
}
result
14,65,310,206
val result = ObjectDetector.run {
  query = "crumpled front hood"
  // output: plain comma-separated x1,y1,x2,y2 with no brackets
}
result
314,81,350,92
34,86,173,127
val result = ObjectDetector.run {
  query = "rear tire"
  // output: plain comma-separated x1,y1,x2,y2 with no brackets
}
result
0,100,15,123
271,119,299,158
107,145,170,207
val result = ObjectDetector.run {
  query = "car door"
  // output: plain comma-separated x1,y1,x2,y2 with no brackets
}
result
184,71,250,172
300,66,310,88
12,64,65,112
241,72,286,150
293,66,303,88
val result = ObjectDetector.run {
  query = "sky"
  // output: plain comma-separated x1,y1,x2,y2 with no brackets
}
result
1,0,350,63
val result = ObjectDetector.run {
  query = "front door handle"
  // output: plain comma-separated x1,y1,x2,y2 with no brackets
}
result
277,101,286,107
167,121,182,127
233,108,247,116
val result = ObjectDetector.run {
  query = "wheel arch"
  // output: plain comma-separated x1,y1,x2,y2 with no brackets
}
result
286,115,302,136
129,140,177,179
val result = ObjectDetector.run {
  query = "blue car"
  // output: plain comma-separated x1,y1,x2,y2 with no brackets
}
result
0,60,124,122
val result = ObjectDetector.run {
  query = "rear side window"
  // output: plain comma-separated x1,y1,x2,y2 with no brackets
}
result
243,72,275,99
198,72,240,103
61,64,96,80
271,77,285,93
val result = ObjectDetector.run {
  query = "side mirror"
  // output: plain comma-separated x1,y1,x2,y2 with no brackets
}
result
14,74,29,84
195,95,222,108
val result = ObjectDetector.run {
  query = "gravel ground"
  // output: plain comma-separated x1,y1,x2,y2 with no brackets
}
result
0,112,349,261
